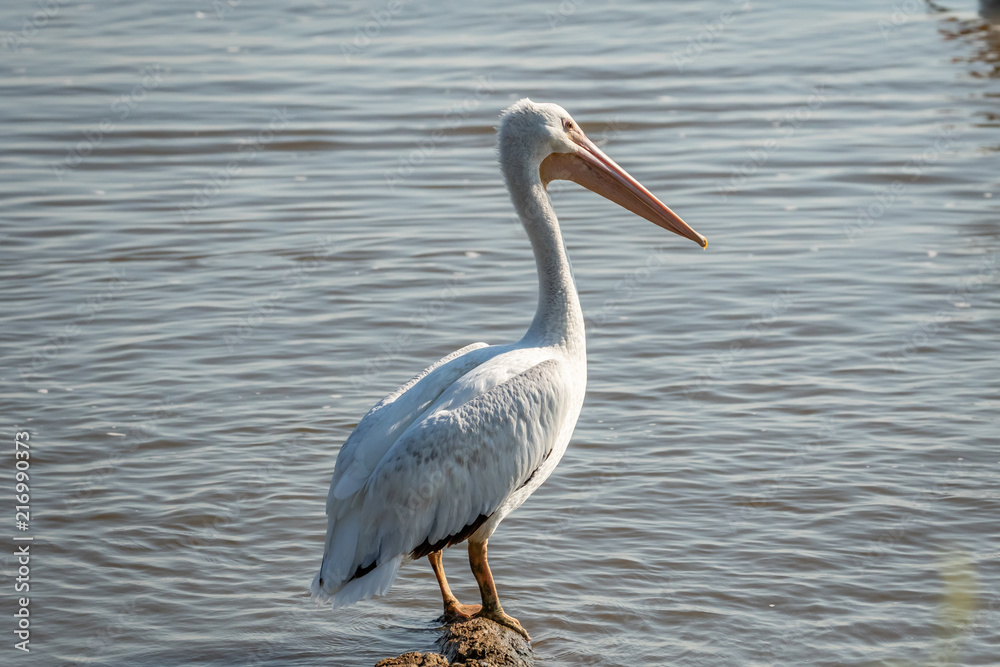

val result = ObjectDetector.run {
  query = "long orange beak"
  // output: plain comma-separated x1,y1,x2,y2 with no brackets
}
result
539,127,707,248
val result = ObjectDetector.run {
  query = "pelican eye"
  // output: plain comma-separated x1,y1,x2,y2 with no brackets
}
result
563,119,574,131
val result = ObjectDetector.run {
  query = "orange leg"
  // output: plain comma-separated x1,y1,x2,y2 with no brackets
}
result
428,550,481,620
468,539,530,641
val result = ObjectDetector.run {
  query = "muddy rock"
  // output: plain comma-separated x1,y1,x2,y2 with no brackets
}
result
374,617,533,667
375,651,450,667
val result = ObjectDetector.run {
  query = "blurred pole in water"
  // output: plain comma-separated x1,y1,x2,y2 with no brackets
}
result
981,0,1000,21
928,552,978,667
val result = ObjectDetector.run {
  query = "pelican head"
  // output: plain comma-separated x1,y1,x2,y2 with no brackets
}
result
499,98,707,248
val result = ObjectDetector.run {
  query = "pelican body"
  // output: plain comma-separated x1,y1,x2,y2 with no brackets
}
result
312,99,706,639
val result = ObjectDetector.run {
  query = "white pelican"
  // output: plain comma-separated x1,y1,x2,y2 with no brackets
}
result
312,99,706,640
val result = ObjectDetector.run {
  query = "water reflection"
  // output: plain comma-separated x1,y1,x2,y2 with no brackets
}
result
929,0,1000,156
932,1,1000,79
981,0,1000,21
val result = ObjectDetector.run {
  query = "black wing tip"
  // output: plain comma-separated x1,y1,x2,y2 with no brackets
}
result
409,513,492,561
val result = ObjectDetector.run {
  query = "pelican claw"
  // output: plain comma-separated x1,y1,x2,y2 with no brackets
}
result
474,609,531,642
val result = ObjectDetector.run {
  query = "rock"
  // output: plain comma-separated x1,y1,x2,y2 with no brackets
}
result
374,617,534,667
375,651,449,667
438,617,533,667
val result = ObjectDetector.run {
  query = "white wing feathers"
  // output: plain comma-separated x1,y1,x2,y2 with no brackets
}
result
312,344,570,608
329,342,491,501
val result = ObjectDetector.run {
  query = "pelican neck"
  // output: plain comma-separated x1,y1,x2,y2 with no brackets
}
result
505,168,585,352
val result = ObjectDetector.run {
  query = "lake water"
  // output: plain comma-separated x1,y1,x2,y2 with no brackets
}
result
2,0,999,665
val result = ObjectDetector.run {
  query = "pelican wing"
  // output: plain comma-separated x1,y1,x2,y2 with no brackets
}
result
364,356,567,552
313,353,572,606
330,342,492,500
